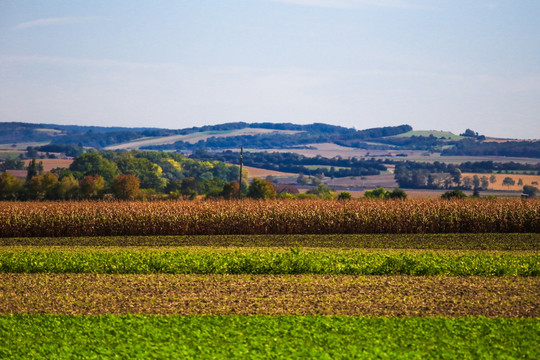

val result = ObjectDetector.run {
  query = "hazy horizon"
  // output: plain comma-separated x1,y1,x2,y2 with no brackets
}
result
1,1,539,139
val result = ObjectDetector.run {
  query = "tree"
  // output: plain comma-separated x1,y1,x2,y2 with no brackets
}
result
388,188,407,199
180,177,200,199
522,185,538,198
0,172,24,200
26,158,43,181
364,188,389,199
480,176,489,190
24,173,58,200
337,191,352,200
441,189,466,199
450,168,462,187
473,175,480,189
306,183,334,199
221,181,240,199
462,176,473,189
517,178,523,186
79,175,106,199
502,177,515,189
69,152,119,183
489,175,497,184
247,178,276,199
111,174,140,200
117,157,166,191
54,174,79,200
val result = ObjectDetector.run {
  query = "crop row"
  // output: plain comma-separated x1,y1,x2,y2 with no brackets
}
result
2,274,538,317
1,199,539,236
1,315,538,359
2,233,538,250
1,248,537,276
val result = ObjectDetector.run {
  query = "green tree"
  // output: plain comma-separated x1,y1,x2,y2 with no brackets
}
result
0,172,24,200
306,183,334,199
180,177,200,199
221,181,240,199
111,174,140,200
364,188,389,199
502,177,516,189
441,189,466,199
25,173,58,200
247,178,277,199
26,158,43,181
489,175,497,184
480,176,489,190
69,152,118,183
450,168,462,187
337,191,352,200
117,157,166,191
522,185,538,198
54,174,79,200
388,188,407,199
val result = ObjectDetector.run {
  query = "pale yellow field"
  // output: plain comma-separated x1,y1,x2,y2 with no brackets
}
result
462,173,540,191
24,159,73,172
243,165,297,179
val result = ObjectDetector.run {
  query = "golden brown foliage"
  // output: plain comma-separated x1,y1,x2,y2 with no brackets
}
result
0,199,538,237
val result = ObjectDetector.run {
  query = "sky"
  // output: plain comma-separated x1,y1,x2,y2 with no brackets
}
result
0,0,539,139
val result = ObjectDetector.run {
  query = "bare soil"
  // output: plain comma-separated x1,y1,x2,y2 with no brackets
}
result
1,274,537,317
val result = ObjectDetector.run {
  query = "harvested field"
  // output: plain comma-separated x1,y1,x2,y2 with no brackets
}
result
2,233,537,250
1,274,538,317
23,159,73,172
462,172,540,191
242,165,297,179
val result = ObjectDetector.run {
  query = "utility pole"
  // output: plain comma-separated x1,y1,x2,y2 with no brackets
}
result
238,147,243,198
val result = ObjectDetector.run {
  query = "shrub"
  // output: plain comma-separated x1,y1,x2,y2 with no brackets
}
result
441,190,467,200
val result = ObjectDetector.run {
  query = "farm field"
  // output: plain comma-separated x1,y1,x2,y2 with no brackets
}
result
241,165,297,179
1,200,538,358
2,199,539,236
462,172,540,191
105,128,303,150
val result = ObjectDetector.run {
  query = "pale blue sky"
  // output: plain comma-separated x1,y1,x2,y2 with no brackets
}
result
1,0,539,138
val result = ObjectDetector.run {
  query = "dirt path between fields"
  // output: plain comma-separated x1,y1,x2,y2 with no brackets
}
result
1,274,537,317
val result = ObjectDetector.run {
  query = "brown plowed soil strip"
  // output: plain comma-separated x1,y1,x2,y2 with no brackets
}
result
1,274,538,317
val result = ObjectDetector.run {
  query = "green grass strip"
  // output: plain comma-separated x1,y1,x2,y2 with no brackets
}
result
2,233,538,250
1,315,538,359
0,249,538,276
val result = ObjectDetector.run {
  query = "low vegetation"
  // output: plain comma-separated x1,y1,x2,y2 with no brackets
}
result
1,315,538,359
1,247,537,276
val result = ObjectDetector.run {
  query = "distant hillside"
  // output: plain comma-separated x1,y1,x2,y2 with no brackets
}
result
2,121,539,159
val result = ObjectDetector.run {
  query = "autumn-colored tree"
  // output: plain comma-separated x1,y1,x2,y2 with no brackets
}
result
221,181,240,199
79,175,106,199
111,174,140,200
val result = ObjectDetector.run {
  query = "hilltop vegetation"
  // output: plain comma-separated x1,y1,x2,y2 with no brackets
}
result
2,121,540,159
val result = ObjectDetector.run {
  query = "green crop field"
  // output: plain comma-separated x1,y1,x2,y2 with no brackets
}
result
1,200,539,358
1,315,538,359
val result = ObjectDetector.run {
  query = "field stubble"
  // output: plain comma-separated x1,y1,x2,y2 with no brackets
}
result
1,274,538,317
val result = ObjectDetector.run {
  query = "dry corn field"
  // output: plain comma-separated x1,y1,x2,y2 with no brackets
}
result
1,199,539,237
